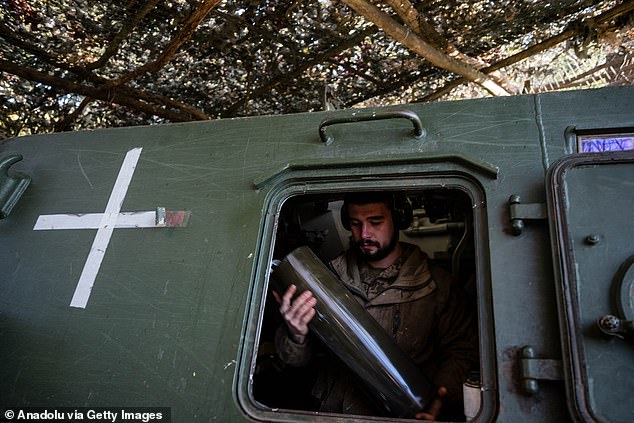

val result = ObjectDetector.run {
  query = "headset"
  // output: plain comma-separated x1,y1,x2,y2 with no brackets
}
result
340,192,413,231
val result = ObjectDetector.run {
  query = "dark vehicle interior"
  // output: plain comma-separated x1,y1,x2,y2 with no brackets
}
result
252,188,479,417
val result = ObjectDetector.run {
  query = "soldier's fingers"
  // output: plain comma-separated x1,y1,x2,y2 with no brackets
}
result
295,289,313,303
427,398,443,419
414,411,433,420
299,307,316,326
298,296,317,318
288,291,314,320
289,296,316,325
414,387,446,420
279,284,297,314
288,306,314,336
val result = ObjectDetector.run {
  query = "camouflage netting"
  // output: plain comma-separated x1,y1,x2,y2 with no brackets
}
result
1,0,633,138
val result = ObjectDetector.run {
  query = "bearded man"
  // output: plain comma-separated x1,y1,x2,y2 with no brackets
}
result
274,191,478,421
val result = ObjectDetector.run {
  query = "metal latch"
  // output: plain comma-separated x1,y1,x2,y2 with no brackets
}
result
508,195,547,235
519,346,563,395
597,255,634,340
0,155,31,219
597,315,634,339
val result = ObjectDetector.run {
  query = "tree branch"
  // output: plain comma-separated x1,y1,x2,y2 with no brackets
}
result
54,97,92,132
110,0,222,87
85,0,160,70
221,26,377,117
0,22,210,120
416,0,634,102
325,58,388,88
384,0,518,93
539,52,634,92
384,0,443,47
341,0,509,96
0,59,197,122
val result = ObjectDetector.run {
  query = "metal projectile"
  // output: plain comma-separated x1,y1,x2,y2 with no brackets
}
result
271,246,434,418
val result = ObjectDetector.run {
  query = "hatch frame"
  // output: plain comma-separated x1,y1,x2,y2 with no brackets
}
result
236,157,498,422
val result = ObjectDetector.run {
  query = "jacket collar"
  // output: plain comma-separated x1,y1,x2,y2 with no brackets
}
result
332,242,436,306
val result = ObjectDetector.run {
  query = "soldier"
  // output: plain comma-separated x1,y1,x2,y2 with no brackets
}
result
274,191,478,421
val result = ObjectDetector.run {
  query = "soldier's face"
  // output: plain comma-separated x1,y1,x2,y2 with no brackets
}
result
347,202,398,262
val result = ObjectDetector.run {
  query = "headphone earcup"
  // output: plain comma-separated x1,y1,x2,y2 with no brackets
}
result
340,201,350,230
393,195,413,230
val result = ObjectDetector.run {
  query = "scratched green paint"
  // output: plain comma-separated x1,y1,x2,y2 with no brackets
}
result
0,86,633,422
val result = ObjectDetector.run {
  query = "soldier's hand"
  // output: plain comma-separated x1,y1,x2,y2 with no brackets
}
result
415,386,447,421
272,284,316,344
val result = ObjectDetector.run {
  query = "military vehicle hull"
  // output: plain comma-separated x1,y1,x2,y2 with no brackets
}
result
1,86,633,422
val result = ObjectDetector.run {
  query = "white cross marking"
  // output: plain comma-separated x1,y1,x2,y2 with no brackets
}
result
34,148,143,309
34,211,158,230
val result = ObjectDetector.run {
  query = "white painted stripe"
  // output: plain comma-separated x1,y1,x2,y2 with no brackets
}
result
70,148,142,309
34,213,103,230
34,211,157,230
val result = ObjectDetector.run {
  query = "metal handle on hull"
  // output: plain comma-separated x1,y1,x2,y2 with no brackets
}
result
318,109,426,145
0,154,31,219
271,246,434,418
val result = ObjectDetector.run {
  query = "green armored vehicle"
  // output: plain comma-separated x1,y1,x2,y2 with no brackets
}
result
1,86,633,422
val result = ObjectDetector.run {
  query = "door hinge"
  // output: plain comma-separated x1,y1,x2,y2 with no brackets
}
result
508,195,547,236
520,346,563,395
